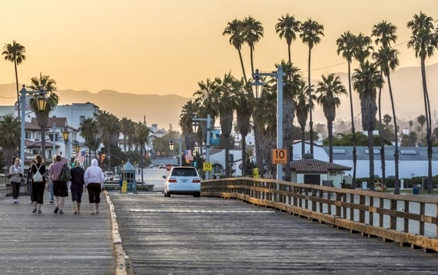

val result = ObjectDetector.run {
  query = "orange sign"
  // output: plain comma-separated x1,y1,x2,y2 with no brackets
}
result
272,149,287,164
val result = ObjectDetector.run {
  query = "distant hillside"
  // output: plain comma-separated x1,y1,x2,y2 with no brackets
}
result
0,63,437,131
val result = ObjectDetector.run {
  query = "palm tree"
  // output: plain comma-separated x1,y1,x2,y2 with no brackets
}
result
234,82,252,176
417,115,427,144
120,117,135,153
79,118,100,166
217,73,237,177
133,122,150,183
0,114,20,165
353,33,374,63
336,31,358,186
28,74,58,159
373,46,400,193
96,111,120,170
275,14,301,64
223,19,248,83
242,16,264,75
294,81,309,157
352,61,383,190
372,20,398,190
316,73,347,163
2,41,26,120
407,12,437,193
383,114,392,127
180,100,198,151
300,19,324,156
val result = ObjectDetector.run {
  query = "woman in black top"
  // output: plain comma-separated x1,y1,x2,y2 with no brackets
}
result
31,154,46,213
70,159,85,214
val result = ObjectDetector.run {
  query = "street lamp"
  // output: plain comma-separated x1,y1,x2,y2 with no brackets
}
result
169,139,182,166
62,128,70,166
20,85,47,171
252,66,284,181
192,115,211,180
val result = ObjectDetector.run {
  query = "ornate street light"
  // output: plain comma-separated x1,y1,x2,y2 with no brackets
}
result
20,85,47,171
251,66,284,181
62,128,70,166
169,140,174,151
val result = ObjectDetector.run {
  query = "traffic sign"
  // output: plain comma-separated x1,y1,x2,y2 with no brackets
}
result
203,162,212,172
272,149,287,164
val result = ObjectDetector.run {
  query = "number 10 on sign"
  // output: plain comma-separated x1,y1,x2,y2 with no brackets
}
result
272,149,287,164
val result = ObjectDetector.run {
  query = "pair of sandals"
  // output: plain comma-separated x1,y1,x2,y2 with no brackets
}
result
32,209,42,214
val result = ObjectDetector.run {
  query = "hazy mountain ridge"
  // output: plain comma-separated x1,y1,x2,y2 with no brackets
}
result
0,63,437,131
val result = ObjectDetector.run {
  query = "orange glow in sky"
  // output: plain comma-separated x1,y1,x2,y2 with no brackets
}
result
1,0,437,98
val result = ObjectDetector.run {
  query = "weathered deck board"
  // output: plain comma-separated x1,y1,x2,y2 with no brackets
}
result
0,193,114,275
111,193,438,275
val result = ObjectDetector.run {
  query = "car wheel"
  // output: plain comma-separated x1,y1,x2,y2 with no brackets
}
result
193,192,201,198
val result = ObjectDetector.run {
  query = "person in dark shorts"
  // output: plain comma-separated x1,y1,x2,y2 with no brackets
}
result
84,158,104,214
31,155,46,213
70,159,85,214
48,155,68,214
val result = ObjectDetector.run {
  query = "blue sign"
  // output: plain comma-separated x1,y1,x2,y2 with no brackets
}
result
210,130,220,146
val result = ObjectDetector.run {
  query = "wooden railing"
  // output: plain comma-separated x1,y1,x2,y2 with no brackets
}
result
202,178,438,253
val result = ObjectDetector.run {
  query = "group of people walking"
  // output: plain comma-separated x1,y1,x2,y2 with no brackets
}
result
9,156,105,215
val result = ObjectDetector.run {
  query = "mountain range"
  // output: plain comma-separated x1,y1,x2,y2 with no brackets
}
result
0,62,437,132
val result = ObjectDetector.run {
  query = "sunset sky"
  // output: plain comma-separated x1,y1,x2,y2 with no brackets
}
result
1,0,437,99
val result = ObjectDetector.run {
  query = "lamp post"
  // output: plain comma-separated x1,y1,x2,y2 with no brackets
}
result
75,144,80,162
62,128,70,166
252,66,284,181
20,85,47,171
192,115,211,180
52,123,57,158
169,139,182,166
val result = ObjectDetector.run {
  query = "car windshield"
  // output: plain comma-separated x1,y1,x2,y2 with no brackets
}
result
171,168,198,177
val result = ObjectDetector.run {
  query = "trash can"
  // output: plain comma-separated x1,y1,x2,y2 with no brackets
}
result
413,186,419,195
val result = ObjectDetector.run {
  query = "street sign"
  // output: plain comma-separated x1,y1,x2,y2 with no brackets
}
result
272,149,287,164
203,162,212,172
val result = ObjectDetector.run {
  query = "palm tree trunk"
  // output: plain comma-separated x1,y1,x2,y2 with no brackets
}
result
225,136,230,177
237,49,248,84
347,62,357,187
250,46,255,75
387,75,399,194
368,129,375,191
14,61,20,121
421,59,433,193
287,42,291,64
300,126,305,157
377,72,386,187
328,120,333,163
254,124,264,178
241,134,248,176
307,48,314,155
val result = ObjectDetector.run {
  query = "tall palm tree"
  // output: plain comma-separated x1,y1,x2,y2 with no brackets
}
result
373,46,400,193
275,14,301,64
316,73,347,163
372,20,397,189
29,74,58,159
0,114,20,165
242,16,264,75
223,19,248,83
353,33,374,63
95,111,120,170
79,118,100,166
180,100,198,151
352,61,383,191
2,41,26,120
383,114,392,127
300,19,324,156
217,73,237,177
407,12,437,193
336,31,358,185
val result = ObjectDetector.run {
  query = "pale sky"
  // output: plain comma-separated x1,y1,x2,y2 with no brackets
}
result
1,0,438,99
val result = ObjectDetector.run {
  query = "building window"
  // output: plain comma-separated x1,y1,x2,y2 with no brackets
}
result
25,132,31,139
80,116,85,124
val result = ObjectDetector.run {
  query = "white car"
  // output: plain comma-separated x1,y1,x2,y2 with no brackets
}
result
163,166,201,197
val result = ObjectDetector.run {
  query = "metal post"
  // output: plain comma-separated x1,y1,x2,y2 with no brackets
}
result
20,86,26,171
52,123,56,158
178,138,182,166
206,115,211,180
277,66,283,181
